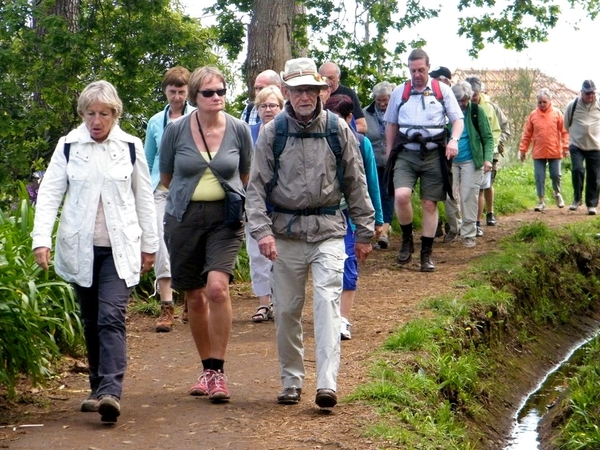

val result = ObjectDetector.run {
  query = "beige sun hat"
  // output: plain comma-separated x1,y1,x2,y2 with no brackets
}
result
280,58,328,88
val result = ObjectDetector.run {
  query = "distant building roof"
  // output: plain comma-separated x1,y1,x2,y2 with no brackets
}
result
453,68,578,112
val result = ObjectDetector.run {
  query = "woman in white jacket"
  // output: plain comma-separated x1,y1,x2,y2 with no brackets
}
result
32,80,158,424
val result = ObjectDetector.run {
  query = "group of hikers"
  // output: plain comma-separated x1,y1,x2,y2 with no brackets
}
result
30,47,600,423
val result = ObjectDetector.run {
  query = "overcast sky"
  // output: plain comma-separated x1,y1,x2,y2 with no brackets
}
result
181,1,598,91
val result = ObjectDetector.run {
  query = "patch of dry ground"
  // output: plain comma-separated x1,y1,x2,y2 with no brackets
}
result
0,206,597,449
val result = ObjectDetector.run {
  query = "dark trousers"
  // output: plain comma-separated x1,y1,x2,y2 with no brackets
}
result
570,146,600,207
73,246,131,399
377,166,395,224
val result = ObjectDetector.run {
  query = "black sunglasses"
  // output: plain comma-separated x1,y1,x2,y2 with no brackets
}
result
198,88,227,98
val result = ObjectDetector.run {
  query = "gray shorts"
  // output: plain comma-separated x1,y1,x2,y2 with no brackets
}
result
393,149,446,202
164,200,244,291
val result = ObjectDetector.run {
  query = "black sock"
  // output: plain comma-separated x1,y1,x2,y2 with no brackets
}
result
400,223,413,237
201,358,213,371
211,359,225,373
421,236,434,250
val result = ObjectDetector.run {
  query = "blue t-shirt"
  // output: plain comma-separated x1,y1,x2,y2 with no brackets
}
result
454,126,472,163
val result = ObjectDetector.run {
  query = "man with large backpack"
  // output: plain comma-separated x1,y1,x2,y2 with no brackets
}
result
384,48,464,272
246,57,374,409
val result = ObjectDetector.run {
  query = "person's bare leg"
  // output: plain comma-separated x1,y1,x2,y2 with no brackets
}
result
205,271,232,360
187,287,211,360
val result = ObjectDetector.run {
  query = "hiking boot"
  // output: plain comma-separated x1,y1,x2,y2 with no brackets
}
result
396,234,414,265
555,193,565,208
376,235,389,250
486,212,497,226
534,203,545,212
462,237,476,248
340,317,352,340
277,386,302,405
80,393,99,412
189,369,213,396
155,303,174,332
443,230,459,243
420,248,435,272
476,226,484,237
569,200,582,211
207,370,230,403
315,389,337,408
98,395,120,423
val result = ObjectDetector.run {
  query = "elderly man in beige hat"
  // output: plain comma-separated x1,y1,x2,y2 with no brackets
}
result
246,57,375,408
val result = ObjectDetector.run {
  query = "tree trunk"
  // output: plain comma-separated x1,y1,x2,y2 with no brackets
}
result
244,0,296,97
34,0,80,34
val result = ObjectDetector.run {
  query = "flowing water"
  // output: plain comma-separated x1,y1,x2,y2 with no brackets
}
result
504,334,597,449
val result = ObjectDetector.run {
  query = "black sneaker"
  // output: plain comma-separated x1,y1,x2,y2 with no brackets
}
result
98,395,120,423
315,389,337,408
80,393,99,412
486,212,497,226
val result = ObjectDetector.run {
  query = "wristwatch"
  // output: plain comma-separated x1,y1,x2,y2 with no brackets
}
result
450,136,459,142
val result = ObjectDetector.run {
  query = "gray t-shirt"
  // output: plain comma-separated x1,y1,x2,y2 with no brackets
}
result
159,112,252,221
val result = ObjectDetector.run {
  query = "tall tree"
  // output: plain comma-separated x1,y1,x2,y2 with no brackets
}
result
245,0,296,94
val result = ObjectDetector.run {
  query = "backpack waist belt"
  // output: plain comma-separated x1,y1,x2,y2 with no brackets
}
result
273,205,340,235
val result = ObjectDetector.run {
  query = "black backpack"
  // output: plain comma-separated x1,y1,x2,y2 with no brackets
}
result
267,112,344,196
63,141,136,164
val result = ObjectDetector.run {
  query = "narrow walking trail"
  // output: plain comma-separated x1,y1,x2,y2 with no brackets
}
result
1,206,594,449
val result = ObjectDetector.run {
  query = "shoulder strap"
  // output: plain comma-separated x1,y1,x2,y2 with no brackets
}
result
267,112,344,196
399,81,412,109
471,103,484,148
431,78,443,102
568,97,578,128
63,141,136,164
399,79,445,111
324,112,344,192
242,102,255,124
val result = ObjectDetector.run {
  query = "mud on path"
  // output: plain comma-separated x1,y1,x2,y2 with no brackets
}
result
0,206,595,450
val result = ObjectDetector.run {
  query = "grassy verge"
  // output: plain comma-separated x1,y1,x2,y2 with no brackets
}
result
348,219,600,448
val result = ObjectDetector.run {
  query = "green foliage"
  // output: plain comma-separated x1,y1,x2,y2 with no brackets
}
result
350,217,600,447
0,0,220,202
0,185,84,397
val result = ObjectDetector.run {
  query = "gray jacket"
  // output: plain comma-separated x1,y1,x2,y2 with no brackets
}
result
246,101,375,244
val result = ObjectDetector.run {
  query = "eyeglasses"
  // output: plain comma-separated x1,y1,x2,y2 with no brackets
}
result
258,103,280,110
198,88,227,98
289,86,320,97
583,91,596,96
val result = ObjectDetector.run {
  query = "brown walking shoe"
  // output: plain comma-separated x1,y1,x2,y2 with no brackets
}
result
156,303,174,332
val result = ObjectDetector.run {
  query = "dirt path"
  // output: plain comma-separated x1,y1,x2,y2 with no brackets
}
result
1,206,594,450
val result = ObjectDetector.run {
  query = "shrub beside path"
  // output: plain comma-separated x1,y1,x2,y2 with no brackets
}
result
1,206,596,449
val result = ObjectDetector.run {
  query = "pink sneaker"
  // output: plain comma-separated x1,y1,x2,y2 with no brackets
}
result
208,370,230,402
189,369,213,396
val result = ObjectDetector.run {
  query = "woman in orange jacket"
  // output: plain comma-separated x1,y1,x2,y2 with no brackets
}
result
519,88,570,211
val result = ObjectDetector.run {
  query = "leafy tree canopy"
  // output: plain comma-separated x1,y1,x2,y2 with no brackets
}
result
204,0,598,103
0,0,220,200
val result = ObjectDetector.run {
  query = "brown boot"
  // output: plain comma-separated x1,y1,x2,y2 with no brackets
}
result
156,303,174,332
420,248,435,272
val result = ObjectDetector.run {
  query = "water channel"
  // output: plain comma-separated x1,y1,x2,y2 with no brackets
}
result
503,333,598,449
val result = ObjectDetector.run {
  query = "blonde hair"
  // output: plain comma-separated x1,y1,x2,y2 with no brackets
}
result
77,80,122,119
187,66,226,107
254,86,285,109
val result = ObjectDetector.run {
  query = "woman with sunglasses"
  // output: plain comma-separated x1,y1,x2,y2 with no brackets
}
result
159,66,252,403
248,86,284,323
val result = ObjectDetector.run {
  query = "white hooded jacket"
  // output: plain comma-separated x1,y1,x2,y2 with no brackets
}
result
32,123,159,287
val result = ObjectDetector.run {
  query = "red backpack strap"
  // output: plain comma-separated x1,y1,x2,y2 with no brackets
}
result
431,78,443,102
401,80,412,103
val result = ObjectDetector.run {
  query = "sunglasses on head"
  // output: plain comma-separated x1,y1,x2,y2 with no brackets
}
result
198,88,227,98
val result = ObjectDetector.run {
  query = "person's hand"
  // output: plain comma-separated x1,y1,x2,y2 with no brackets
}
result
33,246,51,270
445,139,458,160
562,149,569,159
258,235,278,261
141,252,155,274
374,225,383,240
483,161,493,172
519,152,526,163
355,242,372,263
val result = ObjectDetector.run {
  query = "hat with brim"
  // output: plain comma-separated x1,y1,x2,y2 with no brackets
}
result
281,58,329,89
429,66,452,79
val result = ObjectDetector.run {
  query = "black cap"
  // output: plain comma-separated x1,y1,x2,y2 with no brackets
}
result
429,66,452,79
582,79,596,93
